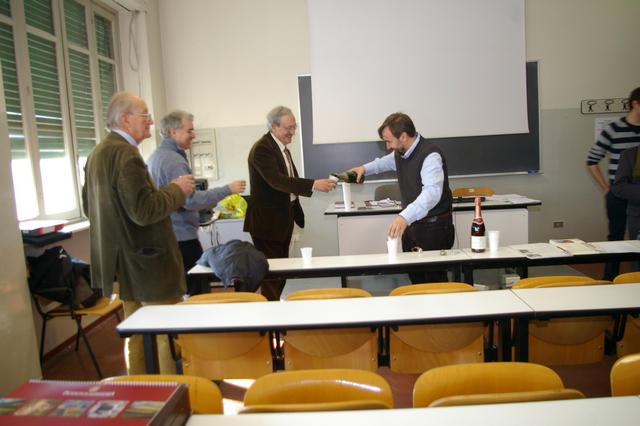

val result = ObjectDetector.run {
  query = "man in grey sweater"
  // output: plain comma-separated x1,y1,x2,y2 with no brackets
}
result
148,110,246,296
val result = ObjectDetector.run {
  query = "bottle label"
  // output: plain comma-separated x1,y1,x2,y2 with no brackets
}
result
471,235,487,251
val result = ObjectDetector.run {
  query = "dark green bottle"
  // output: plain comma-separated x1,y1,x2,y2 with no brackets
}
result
331,171,365,184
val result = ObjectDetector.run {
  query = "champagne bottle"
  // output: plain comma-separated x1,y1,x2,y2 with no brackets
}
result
471,197,486,253
331,171,365,184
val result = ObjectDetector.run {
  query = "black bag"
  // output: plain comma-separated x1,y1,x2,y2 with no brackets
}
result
27,246,102,309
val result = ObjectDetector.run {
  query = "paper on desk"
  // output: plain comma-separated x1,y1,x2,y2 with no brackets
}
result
487,194,540,204
509,243,571,259
549,238,607,255
591,241,640,253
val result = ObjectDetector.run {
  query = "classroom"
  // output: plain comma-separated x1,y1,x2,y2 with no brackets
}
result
1,0,640,418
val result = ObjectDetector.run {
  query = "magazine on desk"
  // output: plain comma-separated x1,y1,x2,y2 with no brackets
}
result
548,238,608,255
0,380,190,425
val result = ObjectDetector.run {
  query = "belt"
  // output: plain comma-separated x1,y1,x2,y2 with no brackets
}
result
424,211,452,222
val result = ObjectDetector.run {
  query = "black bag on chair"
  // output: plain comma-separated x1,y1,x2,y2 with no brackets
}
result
27,245,102,309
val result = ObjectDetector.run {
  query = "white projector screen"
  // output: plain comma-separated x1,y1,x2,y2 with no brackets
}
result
307,0,528,144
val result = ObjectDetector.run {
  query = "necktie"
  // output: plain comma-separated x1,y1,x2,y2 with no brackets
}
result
284,148,294,177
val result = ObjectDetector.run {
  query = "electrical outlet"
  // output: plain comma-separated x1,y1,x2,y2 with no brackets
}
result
291,234,299,242
553,221,564,228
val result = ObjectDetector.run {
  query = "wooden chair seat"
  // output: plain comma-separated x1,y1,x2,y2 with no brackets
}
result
429,388,585,407
610,353,640,396
612,273,640,357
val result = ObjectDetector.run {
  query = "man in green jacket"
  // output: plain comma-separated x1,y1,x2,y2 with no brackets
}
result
82,92,195,374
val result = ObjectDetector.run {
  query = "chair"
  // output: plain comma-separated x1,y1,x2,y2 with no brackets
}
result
239,369,394,413
610,353,640,396
281,288,378,371
429,389,585,407
100,374,224,414
175,292,274,380
374,183,401,201
31,292,122,379
388,283,486,373
413,362,570,408
452,187,494,197
612,272,640,357
512,277,614,365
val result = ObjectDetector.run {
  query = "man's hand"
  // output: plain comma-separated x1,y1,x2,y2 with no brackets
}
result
172,174,195,195
313,178,337,193
228,179,247,194
347,166,366,183
387,215,408,239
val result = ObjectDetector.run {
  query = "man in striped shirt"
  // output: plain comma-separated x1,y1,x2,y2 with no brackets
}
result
586,87,640,280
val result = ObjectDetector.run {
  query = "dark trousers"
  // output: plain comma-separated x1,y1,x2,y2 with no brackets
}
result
251,224,294,301
179,239,205,296
603,191,628,280
402,215,455,284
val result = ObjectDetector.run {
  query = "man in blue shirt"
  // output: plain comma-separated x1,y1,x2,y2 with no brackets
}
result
148,110,246,296
349,113,454,283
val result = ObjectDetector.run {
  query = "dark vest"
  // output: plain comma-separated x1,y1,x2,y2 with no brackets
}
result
396,138,452,218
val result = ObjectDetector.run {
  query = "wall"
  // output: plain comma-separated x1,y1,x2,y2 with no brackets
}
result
157,0,640,255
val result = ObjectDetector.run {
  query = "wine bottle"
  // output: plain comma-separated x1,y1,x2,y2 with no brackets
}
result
331,171,365,184
471,197,486,253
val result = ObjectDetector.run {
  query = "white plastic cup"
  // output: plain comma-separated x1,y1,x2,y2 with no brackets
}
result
387,238,398,257
343,183,352,211
488,230,500,252
301,247,313,265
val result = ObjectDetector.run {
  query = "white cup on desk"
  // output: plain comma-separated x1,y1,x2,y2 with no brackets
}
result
301,247,313,265
488,230,500,252
343,183,352,211
387,237,398,258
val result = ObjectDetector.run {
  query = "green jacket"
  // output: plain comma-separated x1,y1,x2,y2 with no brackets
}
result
82,132,187,302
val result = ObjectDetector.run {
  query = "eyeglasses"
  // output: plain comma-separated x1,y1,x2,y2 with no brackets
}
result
127,112,152,121
277,123,297,132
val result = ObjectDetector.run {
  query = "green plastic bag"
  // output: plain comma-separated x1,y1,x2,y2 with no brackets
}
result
219,194,247,218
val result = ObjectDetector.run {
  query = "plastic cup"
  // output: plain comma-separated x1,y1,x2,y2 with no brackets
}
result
488,230,500,252
301,247,313,265
387,238,398,257
343,183,352,211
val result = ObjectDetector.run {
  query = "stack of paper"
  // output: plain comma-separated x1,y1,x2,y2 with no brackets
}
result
548,238,608,255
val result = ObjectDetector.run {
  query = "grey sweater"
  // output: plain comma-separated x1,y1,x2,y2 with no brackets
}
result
147,137,231,240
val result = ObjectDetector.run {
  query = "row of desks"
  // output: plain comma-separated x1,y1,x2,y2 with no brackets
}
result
189,239,640,287
117,283,640,374
185,396,640,425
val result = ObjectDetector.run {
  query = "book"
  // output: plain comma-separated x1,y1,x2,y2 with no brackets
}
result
19,220,66,236
548,238,608,255
0,380,190,425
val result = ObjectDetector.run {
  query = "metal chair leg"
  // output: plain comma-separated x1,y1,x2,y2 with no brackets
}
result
74,317,103,379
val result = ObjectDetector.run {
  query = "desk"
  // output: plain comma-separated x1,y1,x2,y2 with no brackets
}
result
325,196,541,255
511,283,640,361
117,290,533,373
186,396,640,426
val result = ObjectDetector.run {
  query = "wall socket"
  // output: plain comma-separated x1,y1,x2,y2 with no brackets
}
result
291,234,300,242
553,221,564,228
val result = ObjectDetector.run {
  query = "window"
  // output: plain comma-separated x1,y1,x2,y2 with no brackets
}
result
0,0,120,222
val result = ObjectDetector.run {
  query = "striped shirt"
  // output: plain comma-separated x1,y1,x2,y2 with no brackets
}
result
587,117,640,185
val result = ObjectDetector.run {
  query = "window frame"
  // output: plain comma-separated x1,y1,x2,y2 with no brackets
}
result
1,0,122,222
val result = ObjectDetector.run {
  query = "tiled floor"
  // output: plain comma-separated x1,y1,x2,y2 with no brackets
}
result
40,262,630,413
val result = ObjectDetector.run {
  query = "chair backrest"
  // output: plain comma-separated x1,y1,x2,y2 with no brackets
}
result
512,278,614,365
285,288,371,300
611,274,640,357
452,187,494,197
428,388,585,407
611,353,640,396
413,362,565,408
613,272,640,284
182,292,267,304
281,288,378,371
389,283,485,373
241,369,394,412
176,292,274,380
374,183,401,201
512,275,596,289
389,282,474,296
100,374,224,414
